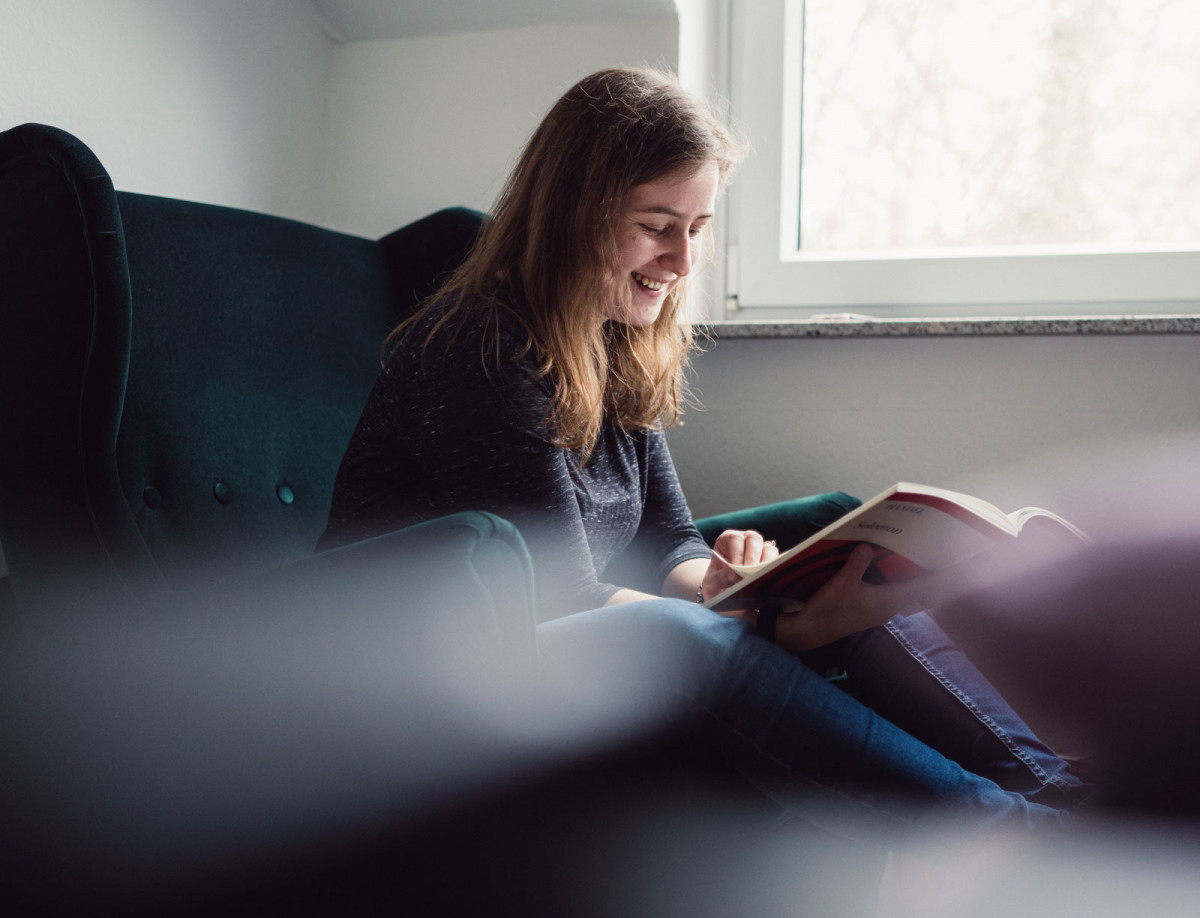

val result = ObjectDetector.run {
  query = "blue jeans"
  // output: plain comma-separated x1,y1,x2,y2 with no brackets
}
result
537,600,1087,839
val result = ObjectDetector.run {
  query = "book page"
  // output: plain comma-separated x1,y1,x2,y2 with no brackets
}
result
1009,507,1091,543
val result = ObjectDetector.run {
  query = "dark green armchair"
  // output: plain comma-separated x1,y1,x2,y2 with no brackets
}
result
0,122,529,636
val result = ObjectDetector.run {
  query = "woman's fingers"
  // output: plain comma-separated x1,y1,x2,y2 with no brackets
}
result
762,538,780,563
713,529,777,567
716,530,746,565
704,530,780,611
741,530,764,565
839,543,875,580
772,544,884,650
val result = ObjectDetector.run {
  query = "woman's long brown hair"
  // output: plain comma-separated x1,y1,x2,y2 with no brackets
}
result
389,67,746,460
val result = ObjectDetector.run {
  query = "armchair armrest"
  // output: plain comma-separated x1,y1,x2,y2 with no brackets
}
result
173,510,538,670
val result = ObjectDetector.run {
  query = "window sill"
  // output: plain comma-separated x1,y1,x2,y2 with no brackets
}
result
701,314,1200,339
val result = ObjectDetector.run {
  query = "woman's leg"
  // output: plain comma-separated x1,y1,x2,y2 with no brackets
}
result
815,611,1089,808
537,600,1072,840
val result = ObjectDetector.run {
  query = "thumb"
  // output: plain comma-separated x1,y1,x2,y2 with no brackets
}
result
709,547,733,571
838,543,876,582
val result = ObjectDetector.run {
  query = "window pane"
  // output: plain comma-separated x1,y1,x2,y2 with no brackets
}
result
799,0,1200,253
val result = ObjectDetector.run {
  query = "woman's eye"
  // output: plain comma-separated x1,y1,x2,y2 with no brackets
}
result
641,224,667,235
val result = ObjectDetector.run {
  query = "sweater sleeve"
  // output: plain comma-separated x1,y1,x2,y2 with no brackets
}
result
631,430,714,588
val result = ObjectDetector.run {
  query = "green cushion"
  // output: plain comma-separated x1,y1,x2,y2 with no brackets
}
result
181,510,537,668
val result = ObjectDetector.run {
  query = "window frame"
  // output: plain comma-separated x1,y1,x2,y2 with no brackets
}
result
725,0,1200,318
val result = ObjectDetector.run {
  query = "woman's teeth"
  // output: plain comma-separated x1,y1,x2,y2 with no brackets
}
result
633,272,666,291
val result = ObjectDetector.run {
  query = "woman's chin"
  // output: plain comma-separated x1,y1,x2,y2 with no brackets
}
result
624,302,664,327
601,280,669,327
625,284,668,326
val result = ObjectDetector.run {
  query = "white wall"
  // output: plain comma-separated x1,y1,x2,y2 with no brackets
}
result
676,0,734,322
0,0,334,225
668,332,1200,520
321,19,678,237
0,3,676,235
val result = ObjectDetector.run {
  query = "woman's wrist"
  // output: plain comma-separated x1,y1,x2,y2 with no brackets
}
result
662,557,711,603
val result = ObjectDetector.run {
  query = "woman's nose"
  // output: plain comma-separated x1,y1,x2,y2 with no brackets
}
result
660,231,693,276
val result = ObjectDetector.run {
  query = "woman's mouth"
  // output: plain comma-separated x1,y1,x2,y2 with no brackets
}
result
633,271,668,292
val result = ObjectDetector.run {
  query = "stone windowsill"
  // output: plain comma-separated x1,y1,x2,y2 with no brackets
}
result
702,315,1200,338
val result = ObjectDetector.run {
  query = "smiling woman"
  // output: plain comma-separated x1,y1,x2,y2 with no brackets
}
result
319,66,749,613
316,66,1090,839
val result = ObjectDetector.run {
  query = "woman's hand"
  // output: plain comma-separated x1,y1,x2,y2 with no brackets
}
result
773,544,935,651
703,529,780,612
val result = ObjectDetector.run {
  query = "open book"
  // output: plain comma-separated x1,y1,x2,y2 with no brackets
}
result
704,482,1088,613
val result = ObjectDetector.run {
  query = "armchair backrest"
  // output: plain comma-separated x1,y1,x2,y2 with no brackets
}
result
0,123,482,618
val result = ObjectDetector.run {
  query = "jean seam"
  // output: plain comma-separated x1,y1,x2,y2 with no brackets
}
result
883,620,1070,792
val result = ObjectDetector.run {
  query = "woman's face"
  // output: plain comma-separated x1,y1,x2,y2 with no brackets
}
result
605,164,720,327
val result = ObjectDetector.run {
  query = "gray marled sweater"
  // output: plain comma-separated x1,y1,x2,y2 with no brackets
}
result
318,295,712,620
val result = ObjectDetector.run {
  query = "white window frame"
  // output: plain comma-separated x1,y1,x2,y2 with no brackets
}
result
725,0,1200,319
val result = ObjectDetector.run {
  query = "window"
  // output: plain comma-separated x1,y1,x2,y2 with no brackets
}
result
726,0,1200,317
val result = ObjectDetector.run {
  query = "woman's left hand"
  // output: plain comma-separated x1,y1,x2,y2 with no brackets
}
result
703,529,779,613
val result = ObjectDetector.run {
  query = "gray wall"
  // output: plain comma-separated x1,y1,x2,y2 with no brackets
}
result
669,332,1200,521
0,0,335,225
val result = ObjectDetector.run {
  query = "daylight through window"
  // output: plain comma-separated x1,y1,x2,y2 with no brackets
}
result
798,0,1200,255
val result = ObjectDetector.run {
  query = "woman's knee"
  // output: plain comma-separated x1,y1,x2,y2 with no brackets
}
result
624,599,752,668
537,598,749,694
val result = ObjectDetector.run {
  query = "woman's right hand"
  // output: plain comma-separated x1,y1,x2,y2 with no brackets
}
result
773,544,932,651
